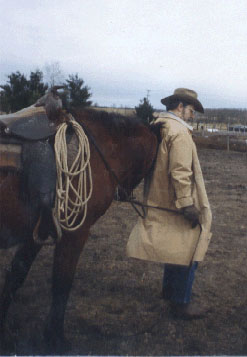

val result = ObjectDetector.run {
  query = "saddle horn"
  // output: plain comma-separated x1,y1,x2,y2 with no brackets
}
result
35,87,63,111
35,86,64,104
50,85,65,94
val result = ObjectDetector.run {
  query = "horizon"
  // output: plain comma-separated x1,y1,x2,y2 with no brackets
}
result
1,1,247,109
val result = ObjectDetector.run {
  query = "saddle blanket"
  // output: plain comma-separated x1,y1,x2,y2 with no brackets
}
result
0,143,22,170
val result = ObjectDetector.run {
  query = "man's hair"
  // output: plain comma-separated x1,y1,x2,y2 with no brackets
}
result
166,99,191,111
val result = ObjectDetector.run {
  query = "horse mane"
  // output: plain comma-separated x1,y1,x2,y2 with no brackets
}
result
70,108,150,137
149,121,163,143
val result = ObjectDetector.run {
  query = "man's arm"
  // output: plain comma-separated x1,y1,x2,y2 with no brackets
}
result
169,132,193,209
168,132,200,227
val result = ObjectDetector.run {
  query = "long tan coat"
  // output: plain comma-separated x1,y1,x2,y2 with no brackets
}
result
126,112,212,266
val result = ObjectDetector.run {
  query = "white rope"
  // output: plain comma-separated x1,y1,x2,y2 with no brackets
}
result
53,117,93,231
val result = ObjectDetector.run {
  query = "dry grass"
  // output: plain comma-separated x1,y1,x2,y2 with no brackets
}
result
91,106,136,117
0,148,247,355
193,133,247,152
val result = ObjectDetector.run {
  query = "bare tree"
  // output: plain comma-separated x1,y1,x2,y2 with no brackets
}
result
44,61,64,87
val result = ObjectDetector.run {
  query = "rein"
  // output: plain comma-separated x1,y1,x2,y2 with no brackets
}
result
78,120,148,218
79,119,181,219
126,199,183,217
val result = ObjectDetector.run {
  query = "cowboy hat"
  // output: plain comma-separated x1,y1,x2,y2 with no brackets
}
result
161,88,204,113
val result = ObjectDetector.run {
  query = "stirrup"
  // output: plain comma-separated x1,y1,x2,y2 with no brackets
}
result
33,213,62,246
52,211,62,241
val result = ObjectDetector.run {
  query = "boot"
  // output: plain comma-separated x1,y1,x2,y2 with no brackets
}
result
170,302,209,320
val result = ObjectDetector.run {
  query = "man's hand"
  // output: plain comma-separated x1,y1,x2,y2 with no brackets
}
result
182,205,200,228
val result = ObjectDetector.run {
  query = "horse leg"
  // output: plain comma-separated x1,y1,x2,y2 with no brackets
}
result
44,230,88,353
0,238,42,336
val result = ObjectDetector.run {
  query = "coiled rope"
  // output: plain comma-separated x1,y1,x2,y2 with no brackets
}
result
53,116,93,232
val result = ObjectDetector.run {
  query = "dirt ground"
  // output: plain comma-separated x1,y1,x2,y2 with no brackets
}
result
0,147,247,355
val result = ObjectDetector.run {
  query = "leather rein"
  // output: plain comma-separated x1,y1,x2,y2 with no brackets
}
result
78,120,182,219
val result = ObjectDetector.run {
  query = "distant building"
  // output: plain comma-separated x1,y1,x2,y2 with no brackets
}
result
229,125,247,133
207,128,219,132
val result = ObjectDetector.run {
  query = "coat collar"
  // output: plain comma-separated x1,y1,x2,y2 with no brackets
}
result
157,111,193,132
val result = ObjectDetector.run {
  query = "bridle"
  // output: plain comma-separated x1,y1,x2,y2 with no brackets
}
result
78,120,182,219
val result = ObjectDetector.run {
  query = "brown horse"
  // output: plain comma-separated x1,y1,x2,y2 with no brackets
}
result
0,107,158,352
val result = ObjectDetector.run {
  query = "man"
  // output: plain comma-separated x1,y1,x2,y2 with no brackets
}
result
127,88,212,320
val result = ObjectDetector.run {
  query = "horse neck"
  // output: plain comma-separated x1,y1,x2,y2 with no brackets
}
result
97,132,132,183
119,127,158,188
113,138,134,182
78,114,157,187
105,127,158,186
79,117,128,180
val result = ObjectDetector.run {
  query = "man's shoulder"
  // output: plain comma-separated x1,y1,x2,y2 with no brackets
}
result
155,112,189,135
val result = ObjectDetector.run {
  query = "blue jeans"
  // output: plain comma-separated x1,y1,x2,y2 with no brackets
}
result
162,262,198,304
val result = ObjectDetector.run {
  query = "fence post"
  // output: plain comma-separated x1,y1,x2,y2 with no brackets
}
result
227,135,230,152
227,121,230,152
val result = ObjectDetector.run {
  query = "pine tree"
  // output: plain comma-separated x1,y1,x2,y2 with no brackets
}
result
65,74,92,109
0,70,48,113
135,97,155,124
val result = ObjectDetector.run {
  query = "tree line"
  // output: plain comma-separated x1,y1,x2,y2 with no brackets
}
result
135,102,247,127
3,68,243,128
196,108,247,128
0,70,92,113
0,68,156,125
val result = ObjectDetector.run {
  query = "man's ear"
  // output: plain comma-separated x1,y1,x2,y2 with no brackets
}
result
177,102,184,113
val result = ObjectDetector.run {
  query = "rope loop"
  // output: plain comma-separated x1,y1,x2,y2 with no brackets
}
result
53,118,93,231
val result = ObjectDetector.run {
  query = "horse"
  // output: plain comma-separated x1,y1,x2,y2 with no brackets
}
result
0,99,159,353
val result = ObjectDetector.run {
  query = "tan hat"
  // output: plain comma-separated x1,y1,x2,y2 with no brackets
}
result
161,88,204,113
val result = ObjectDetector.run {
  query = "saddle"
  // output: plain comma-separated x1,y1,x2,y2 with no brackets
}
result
0,105,57,141
0,90,66,244
0,105,58,171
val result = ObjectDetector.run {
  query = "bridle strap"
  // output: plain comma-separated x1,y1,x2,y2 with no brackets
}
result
127,199,183,216
75,118,202,265
78,120,148,217
78,118,180,219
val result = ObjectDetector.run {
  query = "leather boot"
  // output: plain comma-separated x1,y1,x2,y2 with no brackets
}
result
171,302,208,320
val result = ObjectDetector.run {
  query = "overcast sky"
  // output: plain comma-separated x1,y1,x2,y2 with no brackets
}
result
0,0,246,109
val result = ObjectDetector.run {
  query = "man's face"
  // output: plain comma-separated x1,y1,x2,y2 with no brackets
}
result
182,105,195,122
